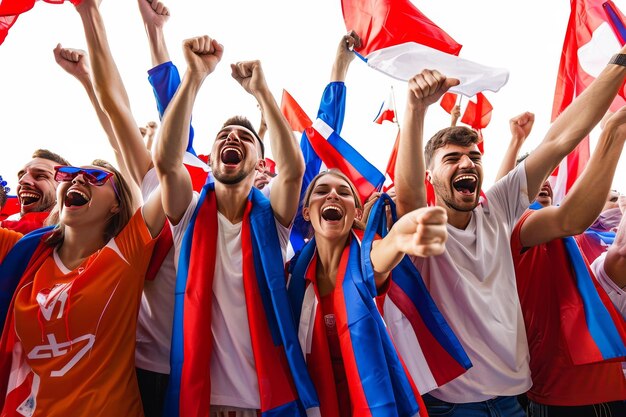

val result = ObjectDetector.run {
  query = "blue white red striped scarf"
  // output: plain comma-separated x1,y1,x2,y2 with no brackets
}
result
364,195,472,393
165,182,319,417
529,201,626,364
287,228,421,417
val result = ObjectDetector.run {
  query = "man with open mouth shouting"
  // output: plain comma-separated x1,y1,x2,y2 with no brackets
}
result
152,33,317,416
391,43,626,417
1,149,70,234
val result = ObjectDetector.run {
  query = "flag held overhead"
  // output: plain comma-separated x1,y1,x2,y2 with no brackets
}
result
342,0,509,96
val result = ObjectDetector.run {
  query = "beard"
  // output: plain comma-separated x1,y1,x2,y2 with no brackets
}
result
22,192,56,215
431,176,480,212
211,161,255,185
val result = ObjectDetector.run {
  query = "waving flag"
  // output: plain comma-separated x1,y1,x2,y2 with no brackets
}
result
460,93,493,130
551,0,626,203
341,0,509,96
305,119,385,203
373,86,398,124
440,92,458,114
0,0,80,45
281,89,313,134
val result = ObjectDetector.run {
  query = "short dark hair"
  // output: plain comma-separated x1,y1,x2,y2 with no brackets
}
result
32,149,70,166
221,116,265,158
424,126,479,168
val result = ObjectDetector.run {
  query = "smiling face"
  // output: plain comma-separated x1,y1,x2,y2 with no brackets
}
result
16,158,59,215
56,165,120,228
428,143,483,213
210,125,264,185
302,172,362,241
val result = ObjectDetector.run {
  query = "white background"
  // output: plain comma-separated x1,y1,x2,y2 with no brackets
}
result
0,0,624,195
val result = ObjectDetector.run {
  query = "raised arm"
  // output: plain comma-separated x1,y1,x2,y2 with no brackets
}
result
231,61,304,227
394,70,459,217
603,196,626,287
52,44,142,207
450,104,460,127
138,0,170,67
75,0,163,237
75,0,152,188
370,206,447,286
519,106,626,247
495,111,534,181
153,35,222,224
330,30,361,83
524,48,626,199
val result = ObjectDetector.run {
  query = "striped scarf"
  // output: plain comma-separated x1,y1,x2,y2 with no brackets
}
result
165,182,319,417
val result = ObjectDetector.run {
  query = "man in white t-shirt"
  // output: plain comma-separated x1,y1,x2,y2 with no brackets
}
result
152,34,313,417
390,50,626,416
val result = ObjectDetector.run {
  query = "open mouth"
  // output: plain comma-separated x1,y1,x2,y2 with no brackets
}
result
321,205,344,221
19,191,41,207
452,174,478,195
65,189,90,207
220,146,244,165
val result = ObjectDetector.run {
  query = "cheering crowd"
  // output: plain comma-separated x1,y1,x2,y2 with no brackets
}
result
1,1,626,416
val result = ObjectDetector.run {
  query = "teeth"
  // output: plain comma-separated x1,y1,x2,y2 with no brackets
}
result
19,192,40,199
322,205,343,214
222,146,243,158
67,189,90,201
454,175,476,183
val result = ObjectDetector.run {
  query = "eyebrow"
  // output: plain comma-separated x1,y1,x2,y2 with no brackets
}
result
442,151,482,159
216,128,255,140
18,167,54,178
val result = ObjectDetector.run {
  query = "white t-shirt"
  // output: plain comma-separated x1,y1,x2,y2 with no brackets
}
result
592,252,626,379
135,168,176,374
172,192,291,409
410,162,531,403
591,252,626,318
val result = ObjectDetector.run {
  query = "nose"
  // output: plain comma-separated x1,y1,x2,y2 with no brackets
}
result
226,131,241,143
459,154,475,168
326,188,340,200
72,173,87,185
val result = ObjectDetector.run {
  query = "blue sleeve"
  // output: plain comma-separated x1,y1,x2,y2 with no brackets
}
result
147,62,197,155
316,81,347,134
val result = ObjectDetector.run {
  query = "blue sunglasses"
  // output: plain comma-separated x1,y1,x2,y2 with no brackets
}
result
54,166,120,200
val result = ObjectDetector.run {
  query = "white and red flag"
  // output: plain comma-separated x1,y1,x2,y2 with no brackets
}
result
551,0,626,203
373,87,398,125
341,0,509,96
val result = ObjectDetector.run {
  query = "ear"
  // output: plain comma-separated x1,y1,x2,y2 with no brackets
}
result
425,169,433,184
302,207,311,221
110,201,120,215
255,158,267,173
355,207,364,221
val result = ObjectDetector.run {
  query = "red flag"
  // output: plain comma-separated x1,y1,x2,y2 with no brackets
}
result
341,0,509,96
341,0,461,57
374,87,397,125
383,131,400,192
551,0,626,202
440,92,458,114
264,157,277,176
460,93,493,130
0,1,82,45
280,89,312,134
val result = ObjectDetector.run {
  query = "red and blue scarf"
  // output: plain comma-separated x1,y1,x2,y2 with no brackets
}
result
165,182,319,417
287,228,421,416
364,195,472,392
528,201,626,364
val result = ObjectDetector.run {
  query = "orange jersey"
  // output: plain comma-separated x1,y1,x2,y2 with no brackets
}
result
3,210,154,417
0,228,23,263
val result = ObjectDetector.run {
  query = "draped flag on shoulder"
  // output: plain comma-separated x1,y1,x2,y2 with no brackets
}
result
550,0,626,203
341,0,509,96
0,0,80,45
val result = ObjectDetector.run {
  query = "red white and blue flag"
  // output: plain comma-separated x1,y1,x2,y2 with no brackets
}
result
341,0,509,96
373,87,397,125
551,0,626,203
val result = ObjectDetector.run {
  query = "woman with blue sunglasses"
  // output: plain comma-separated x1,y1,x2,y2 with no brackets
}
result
0,161,165,416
